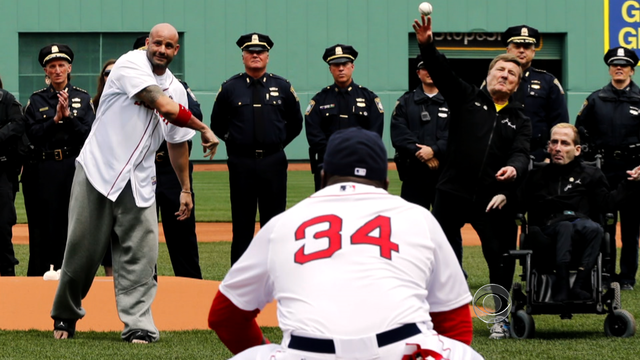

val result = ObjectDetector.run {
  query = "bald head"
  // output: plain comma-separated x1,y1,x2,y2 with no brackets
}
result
146,23,180,75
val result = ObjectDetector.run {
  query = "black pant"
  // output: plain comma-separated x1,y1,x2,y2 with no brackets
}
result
432,190,517,295
227,150,287,265
22,158,76,276
0,170,18,275
615,204,640,286
541,218,602,270
400,167,440,210
155,161,202,279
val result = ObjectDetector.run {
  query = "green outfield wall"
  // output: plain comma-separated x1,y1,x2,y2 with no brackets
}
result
0,0,621,160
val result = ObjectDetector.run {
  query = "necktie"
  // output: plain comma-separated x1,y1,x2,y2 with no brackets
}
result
252,78,265,144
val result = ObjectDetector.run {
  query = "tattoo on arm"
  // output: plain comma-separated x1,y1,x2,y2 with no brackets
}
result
136,85,164,107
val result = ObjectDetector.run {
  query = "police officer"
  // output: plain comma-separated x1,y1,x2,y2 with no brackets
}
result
22,44,95,276
0,78,24,276
503,25,569,161
305,44,385,191
391,54,448,209
132,36,203,279
211,33,303,265
575,46,640,291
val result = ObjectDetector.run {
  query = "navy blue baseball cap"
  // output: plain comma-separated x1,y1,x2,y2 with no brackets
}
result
323,127,387,181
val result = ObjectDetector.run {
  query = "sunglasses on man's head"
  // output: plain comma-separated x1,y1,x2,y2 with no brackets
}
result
103,70,111,77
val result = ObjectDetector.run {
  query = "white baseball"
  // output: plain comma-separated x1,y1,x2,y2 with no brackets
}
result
419,2,433,16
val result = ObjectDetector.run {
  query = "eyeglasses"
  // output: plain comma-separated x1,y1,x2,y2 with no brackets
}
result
103,70,111,77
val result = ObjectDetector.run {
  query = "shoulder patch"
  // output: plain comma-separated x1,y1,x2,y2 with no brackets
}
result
305,100,315,115
553,78,565,95
186,87,198,101
73,86,89,94
290,85,299,102
577,99,588,115
375,97,384,113
392,100,400,116
215,85,222,101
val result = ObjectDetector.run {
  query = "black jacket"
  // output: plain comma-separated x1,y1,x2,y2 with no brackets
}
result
420,42,531,201
575,81,640,186
305,81,384,169
518,159,638,228
210,72,303,151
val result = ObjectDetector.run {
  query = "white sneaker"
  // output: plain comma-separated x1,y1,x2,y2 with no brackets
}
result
489,321,510,339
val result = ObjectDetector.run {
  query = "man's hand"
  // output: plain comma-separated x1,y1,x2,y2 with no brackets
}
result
495,166,517,182
627,165,640,181
415,144,434,162
486,194,507,212
175,192,193,220
412,14,433,45
201,127,220,159
54,89,70,123
425,157,439,170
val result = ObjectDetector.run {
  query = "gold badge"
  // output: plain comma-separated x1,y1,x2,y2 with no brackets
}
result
72,97,81,102
357,102,366,107
521,27,529,36
51,45,59,53
270,92,279,97
336,46,343,55
39,107,49,111
531,84,540,89
72,103,81,108
252,34,259,42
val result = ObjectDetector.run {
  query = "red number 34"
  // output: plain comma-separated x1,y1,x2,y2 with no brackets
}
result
294,215,399,264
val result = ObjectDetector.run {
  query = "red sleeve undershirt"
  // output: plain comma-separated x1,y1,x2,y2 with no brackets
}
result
208,291,270,354
430,304,473,345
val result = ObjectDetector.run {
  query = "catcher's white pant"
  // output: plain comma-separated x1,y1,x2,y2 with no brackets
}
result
229,332,484,360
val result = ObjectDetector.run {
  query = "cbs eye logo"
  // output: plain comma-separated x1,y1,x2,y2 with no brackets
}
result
472,284,512,324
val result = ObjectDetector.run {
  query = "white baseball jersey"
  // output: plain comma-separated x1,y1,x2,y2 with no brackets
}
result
77,50,195,207
219,182,473,357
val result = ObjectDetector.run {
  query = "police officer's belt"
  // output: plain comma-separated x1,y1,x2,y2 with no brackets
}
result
34,147,80,162
227,145,282,159
598,144,640,160
287,323,421,354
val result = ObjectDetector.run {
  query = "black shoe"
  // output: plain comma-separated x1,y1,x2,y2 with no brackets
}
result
553,263,570,302
53,318,76,339
621,283,634,291
124,329,153,344
570,268,592,300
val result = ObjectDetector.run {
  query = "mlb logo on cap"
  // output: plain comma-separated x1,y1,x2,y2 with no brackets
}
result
355,168,367,176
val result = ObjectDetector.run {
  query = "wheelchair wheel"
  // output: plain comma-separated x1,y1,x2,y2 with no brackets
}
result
604,309,636,338
510,309,535,339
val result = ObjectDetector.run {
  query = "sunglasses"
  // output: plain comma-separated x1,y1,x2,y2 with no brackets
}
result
103,70,112,77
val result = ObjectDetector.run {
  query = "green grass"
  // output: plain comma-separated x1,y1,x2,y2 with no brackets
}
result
5,168,640,359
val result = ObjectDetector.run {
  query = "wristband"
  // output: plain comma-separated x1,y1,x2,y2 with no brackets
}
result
174,104,192,127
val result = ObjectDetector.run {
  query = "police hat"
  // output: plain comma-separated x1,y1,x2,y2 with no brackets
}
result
236,33,273,51
38,44,74,67
133,36,147,50
323,127,387,182
416,54,426,69
503,25,540,46
322,44,358,64
604,46,639,67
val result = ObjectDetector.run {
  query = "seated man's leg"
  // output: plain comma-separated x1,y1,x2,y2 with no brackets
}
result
542,221,574,302
571,218,603,299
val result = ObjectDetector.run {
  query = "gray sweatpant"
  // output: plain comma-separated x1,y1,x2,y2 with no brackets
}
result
51,164,160,341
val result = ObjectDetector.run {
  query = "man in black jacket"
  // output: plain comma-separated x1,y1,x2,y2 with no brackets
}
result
0,80,24,276
519,123,640,302
414,15,531,339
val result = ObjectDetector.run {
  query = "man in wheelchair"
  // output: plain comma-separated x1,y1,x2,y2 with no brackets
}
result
518,123,640,302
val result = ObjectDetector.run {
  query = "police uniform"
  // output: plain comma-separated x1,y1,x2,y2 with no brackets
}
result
22,44,95,276
305,44,385,190
504,25,569,161
0,89,24,276
390,55,449,210
575,46,640,289
210,33,303,265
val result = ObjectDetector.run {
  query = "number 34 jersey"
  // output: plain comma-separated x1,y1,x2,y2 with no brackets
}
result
218,182,471,339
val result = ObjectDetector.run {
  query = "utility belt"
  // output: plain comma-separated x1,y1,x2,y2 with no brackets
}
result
227,144,282,159
287,323,421,354
30,147,80,162
597,143,640,161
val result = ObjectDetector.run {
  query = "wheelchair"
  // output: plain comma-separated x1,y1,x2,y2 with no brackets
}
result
507,156,637,339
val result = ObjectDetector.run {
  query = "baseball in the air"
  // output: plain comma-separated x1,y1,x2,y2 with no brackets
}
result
419,2,433,16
